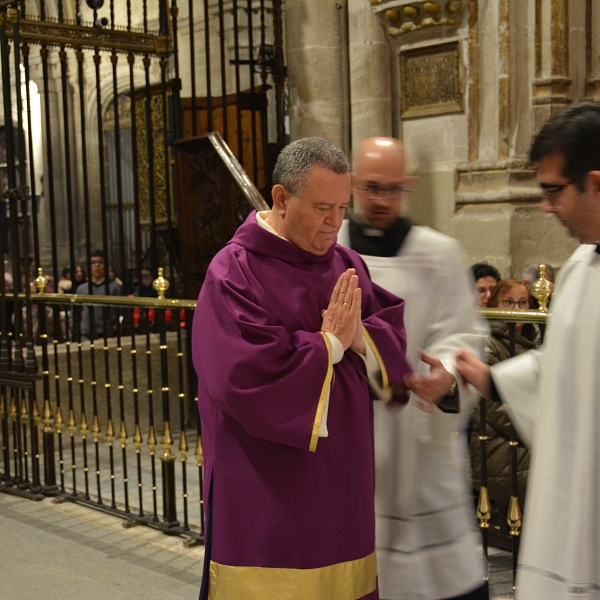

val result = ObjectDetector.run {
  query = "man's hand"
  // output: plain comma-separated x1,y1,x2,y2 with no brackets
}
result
321,269,362,351
455,349,491,399
405,350,455,407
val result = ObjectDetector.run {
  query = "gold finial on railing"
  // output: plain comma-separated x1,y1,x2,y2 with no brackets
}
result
79,413,88,438
20,397,28,423
55,406,64,433
34,267,48,293
530,264,554,312
134,424,143,451
68,409,77,435
92,414,100,442
195,436,204,467
106,419,115,444
42,399,54,433
161,421,175,459
148,424,157,455
507,495,522,536
119,421,128,448
9,396,17,422
179,430,189,462
476,486,492,529
152,267,169,299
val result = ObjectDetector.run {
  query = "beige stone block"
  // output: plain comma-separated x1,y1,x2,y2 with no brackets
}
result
287,47,347,105
349,41,391,101
350,97,393,144
286,0,348,49
452,203,512,276
509,205,578,276
288,99,349,148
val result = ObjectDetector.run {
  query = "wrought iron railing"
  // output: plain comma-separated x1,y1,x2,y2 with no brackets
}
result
474,305,548,586
0,288,203,546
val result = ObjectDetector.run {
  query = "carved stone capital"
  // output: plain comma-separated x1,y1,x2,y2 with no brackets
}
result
369,0,465,38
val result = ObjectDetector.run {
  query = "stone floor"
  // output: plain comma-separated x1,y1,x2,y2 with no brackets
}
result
0,490,514,599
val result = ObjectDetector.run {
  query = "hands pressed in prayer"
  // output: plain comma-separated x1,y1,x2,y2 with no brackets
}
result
321,268,365,354
405,350,455,412
455,349,491,399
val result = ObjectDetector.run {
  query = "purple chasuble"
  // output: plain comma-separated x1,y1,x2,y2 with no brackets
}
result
192,211,411,600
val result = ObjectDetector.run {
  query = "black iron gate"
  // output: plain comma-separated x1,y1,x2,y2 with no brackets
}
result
0,0,285,543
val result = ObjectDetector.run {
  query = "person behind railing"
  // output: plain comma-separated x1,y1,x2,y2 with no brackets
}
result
192,137,412,600
470,279,541,511
456,101,600,599
471,262,501,307
73,264,87,288
76,250,121,340
57,266,72,294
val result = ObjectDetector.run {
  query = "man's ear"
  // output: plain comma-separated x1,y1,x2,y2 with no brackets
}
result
588,171,600,200
271,184,288,214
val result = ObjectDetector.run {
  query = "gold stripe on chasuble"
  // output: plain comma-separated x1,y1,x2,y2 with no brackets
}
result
361,326,389,391
208,549,377,600
309,332,334,452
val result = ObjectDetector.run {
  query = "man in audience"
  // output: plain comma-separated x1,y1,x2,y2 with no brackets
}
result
339,137,488,600
471,262,501,307
456,102,600,598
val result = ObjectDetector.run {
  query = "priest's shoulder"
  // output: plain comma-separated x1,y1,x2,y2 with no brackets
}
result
409,225,466,258
205,240,250,282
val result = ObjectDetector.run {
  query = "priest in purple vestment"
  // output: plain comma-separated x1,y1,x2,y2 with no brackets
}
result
192,137,412,600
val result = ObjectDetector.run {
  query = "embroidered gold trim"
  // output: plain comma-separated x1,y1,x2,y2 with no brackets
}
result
362,326,389,391
309,332,333,452
208,549,377,600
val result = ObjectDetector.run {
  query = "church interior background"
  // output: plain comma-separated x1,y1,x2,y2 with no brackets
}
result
0,0,591,591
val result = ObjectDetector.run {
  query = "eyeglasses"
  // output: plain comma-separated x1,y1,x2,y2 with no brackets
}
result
356,184,412,200
90,260,104,266
500,298,529,309
539,182,571,206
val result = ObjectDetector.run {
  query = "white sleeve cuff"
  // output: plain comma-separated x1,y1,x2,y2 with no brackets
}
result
324,332,344,364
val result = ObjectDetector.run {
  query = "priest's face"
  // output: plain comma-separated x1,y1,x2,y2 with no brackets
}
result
538,152,600,244
351,139,414,231
278,167,351,255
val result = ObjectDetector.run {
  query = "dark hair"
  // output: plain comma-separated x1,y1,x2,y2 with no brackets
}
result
90,249,105,260
471,262,501,283
272,137,349,197
486,278,527,308
530,102,600,191
62,266,71,278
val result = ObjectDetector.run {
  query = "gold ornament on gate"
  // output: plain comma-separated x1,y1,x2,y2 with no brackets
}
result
153,267,170,299
530,264,554,312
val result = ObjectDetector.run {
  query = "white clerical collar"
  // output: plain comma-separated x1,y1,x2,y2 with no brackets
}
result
256,210,288,240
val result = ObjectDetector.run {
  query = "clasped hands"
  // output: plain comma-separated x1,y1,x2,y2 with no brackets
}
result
321,269,366,355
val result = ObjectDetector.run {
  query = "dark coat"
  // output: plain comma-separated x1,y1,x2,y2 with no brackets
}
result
470,321,541,508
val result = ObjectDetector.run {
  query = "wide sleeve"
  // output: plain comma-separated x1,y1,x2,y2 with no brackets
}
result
193,258,337,453
360,281,412,404
491,349,542,447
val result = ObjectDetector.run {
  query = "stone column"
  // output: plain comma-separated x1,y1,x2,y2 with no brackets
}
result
347,0,392,145
532,0,572,134
285,0,350,151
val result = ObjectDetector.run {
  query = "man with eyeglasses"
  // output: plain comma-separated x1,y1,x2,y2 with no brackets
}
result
470,262,501,307
338,137,489,600
76,249,121,339
456,101,600,599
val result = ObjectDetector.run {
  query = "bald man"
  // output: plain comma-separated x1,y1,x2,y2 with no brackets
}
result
338,138,489,600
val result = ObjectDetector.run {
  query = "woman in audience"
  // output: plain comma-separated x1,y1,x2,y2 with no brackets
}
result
470,279,541,509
